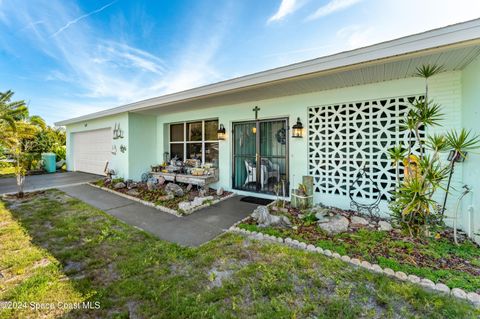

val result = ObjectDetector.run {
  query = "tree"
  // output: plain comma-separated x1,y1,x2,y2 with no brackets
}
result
0,90,28,132
2,119,40,197
0,90,43,197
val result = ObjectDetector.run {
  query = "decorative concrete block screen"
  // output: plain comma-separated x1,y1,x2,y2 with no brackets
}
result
308,95,424,201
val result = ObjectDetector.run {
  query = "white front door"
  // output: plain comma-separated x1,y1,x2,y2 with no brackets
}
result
72,128,112,175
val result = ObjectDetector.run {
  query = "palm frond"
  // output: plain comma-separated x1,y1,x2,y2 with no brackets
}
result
445,129,480,152
414,64,444,78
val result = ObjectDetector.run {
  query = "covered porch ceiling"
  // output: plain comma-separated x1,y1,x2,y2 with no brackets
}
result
134,42,480,116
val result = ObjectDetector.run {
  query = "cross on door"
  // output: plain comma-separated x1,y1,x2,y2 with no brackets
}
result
252,106,260,120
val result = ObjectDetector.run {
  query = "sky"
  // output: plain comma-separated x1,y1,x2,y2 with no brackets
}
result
0,0,479,125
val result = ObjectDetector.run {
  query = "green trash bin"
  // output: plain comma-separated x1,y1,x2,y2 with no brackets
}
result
41,153,57,173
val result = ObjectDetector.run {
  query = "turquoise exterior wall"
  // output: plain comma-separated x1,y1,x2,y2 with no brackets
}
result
65,113,130,179
64,67,479,241
128,113,157,180
155,71,464,209
461,55,480,243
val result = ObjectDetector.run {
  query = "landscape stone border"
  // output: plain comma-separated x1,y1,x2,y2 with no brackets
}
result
228,218,480,308
89,183,235,217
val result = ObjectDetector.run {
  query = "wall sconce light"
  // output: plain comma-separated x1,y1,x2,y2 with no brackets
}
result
291,117,304,138
447,150,467,162
217,124,227,140
252,126,257,134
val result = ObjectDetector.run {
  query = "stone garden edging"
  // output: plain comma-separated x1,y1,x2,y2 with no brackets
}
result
88,183,235,217
227,220,480,308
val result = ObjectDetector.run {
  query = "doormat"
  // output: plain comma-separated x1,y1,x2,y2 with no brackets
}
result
240,196,273,206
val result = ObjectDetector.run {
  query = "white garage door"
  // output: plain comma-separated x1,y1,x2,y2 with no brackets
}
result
72,128,112,175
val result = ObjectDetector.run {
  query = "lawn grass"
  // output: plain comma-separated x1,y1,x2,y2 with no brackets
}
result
0,190,478,318
238,221,480,293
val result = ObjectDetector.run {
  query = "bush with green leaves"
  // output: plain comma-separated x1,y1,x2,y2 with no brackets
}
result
389,65,480,237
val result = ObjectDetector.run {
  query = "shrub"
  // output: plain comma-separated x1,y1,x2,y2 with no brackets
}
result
389,65,480,237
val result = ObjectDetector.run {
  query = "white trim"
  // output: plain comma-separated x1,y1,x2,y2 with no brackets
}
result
168,119,219,165
55,18,480,126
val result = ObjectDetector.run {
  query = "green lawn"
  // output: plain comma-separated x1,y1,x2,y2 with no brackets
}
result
0,191,478,318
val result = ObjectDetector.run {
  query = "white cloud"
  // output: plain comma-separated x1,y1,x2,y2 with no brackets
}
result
0,0,232,123
306,0,362,21
268,0,300,23
50,0,117,37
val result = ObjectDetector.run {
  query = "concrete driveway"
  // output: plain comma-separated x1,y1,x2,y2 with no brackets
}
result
61,184,258,247
0,172,101,195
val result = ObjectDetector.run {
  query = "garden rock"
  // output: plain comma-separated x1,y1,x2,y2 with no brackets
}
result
394,271,407,281
372,264,382,273
199,188,207,197
317,214,349,235
452,288,467,299
104,178,111,186
361,261,372,269
351,258,361,266
127,189,140,196
165,183,184,197
146,180,157,191
192,196,213,206
467,292,480,305
113,182,126,189
434,283,450,293
341,255,351,263
158,176,166,185
216,187,224,196
378,220,392,231
383,268,394,276
179,196,214,211
407,275,420,283
178,201,192,211
313,207,331,222
251,206,292,228
420,278,435,289
186,184,193,192
350,216,369,227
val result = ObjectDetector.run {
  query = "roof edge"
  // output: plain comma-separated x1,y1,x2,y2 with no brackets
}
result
55,18,480,126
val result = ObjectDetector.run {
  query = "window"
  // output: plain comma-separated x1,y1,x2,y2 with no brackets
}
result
169,119,219,166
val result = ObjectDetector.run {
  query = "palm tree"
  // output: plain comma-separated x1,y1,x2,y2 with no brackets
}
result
0,90,28,133
2,119,41,197
0,90,42,197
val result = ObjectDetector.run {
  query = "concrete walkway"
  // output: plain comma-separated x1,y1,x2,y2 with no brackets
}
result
0,172,101,195
60,184,258,247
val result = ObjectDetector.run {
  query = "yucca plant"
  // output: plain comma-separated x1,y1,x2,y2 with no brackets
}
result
387,145,407,190
441,129,480,217
389,64,480,237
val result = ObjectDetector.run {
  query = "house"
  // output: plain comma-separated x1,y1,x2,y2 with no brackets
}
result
55,19,480,242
